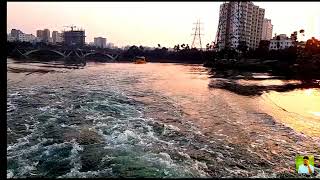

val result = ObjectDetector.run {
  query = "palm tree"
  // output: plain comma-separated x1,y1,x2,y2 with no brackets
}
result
173,44,180,52
185,44,190,50
206,43,210,51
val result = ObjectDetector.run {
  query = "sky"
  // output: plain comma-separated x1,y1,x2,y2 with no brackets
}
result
7,2,320,48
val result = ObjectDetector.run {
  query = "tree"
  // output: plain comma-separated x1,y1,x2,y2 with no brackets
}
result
185,44,190,50
173,44,180,52
258,40,270,51
139,45,144,51
305,37,320,54
206,43,210,51
276,35,281,49
291,29,304,47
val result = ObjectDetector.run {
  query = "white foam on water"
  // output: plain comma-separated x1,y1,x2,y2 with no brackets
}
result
142,152,174,168
68,139,84,173
113,130,141,144
141,151,209,177
59,168,113,178
7,100,17,113
165,124,180,132
250,170,277,178
24,124,31,132
18,164,37,176
177,151,191,159
60,123,78,129
8,91,21,97
7,170,14,178
190,161,209,177
7,133,32,152
158,152,173,164
38,106,50,111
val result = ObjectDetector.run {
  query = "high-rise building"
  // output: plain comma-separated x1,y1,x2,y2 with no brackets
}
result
52,31,63,44
63,29,85,47
52,31,58,44
36,30,43,38
94,37,107,48
11,29,23,39
43,29,50,42
216,1,265,50
261,18,273,40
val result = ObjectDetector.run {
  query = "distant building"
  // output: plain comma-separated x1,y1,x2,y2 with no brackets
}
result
34,37,42,43
94,37,107,48
11,29,23,39
269,34,294,50
7,34,16,42
107,43,114,49
63,29,85,47
36,30,43,38
52,31,58,44
43,29,50,42
36,29,51,42
52,31,63,44
58,33,63,43
261,18,273,40
216,2,265,50
18,33,36,42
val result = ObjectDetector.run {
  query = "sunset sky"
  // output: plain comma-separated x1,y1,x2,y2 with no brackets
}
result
7,2,320,48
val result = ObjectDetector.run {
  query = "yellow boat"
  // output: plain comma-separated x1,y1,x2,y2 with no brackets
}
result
133,56,147,64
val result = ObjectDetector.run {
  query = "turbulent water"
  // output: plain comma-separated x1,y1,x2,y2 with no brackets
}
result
7,59,320,178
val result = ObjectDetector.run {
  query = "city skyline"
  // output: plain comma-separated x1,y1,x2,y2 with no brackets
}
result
7,2,320,48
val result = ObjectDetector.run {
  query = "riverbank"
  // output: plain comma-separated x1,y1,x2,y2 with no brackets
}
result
204,57,320,81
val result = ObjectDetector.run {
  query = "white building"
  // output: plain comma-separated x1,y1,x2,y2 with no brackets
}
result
94,37,107,48
52,31,63,44
269,34,294,50
261,18,273,40
11,29,23,39
18,33,36,42
216,1,265,50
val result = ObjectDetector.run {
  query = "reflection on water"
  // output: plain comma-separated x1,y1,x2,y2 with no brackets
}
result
261,88,320,137
7,59,320,178
268,89,320,118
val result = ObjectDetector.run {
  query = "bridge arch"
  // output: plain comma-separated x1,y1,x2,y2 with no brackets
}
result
24,49,66,58
83,52,116,60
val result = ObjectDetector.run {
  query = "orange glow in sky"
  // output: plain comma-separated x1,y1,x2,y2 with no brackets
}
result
7,2,320,48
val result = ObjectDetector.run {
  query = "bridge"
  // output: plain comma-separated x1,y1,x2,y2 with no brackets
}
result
13,47,119,61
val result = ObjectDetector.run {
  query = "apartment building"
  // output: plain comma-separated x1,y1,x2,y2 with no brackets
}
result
261,18,273,40
216,1,265,50
269,34,294,50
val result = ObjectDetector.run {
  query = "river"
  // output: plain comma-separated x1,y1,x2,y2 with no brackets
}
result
7,59,320,178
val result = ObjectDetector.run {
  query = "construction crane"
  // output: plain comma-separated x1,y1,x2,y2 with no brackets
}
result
63,25,77,31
